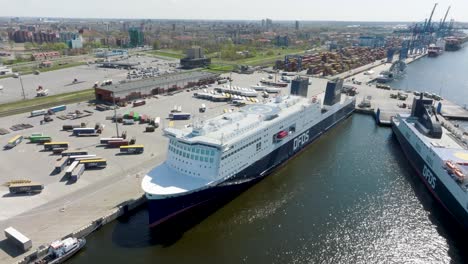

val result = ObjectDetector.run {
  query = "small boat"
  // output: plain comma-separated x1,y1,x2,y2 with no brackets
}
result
276,130,288,139
35,237,86,264
453,169,465,181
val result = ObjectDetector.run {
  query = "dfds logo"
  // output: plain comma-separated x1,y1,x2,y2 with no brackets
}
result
423,165,436,190
293,130,310,151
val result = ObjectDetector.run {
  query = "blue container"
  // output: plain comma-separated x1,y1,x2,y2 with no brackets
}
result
49,105,66,113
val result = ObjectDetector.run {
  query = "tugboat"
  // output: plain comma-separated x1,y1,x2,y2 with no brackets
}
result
35,237,86,264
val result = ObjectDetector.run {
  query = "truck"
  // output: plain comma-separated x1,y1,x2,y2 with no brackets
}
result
150,117,161,128
133,100,146,107
72,128,97,137
30,109,47,117
5,135,23,149
8,182,44,194
65,160,80,178
36,89,49,97
54,156,69,173
4,227,32,252
100,138,124,144
71,164,85,182
29,135,52,144
48,105,66,113
107,140,129,148
61,149,88,157
80,159,107,169
199,104,206,113
120,145,144,154
44,142,69,151
62,124,81,131
68,154,97,164
169,112,191,120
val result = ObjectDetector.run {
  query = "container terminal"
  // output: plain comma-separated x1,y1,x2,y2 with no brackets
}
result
0,50,467,263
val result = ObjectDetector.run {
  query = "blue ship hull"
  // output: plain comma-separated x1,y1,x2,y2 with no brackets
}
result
392,121,468,229
147,101,355,228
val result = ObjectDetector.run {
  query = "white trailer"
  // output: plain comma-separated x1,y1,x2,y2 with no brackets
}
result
4,227,32,252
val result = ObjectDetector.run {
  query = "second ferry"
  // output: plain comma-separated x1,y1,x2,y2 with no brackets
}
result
142,79,356,227
392,96,468,228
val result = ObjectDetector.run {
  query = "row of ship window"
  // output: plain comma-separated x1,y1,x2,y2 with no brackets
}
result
221,137,261,160
169,146,215,163
170,140,215,156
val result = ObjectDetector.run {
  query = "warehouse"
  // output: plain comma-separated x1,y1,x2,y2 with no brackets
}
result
94,71,218,103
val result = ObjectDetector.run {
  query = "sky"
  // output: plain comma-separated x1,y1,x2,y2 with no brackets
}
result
0,0,467,22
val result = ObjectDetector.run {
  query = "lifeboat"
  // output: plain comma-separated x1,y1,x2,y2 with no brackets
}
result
446,160,456,170
276,130,288,139
453,168,465,181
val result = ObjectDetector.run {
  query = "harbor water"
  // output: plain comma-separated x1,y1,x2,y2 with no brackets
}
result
69,49,468,264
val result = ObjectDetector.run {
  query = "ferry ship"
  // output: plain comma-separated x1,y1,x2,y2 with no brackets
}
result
428,44,443,57
392,96,468,228
142,81,356,227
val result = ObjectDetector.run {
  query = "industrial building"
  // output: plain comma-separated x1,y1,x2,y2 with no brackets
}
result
180,46,211,69
94,71,218,103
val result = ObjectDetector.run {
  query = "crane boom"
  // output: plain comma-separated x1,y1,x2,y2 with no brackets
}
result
425,3,438,32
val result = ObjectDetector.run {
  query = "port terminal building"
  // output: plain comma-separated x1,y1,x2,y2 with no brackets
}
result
94,71,218,103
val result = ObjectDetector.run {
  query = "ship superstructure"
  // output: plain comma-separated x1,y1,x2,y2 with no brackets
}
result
392,96,468,228
142,81,355,227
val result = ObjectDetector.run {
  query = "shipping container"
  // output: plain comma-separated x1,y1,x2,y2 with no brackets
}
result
44,142,69,151
80,159,107,169
9,182,43,194
72,128,96,136
5,135,23,149
48,105,66,113
4,227,32,252
54,156,69,173
169,113,191,120
120,145,144,154
30,109,47,117
71,164,85,181
65,160,79,177
107,140,129,148
61,149,88,157
99,138,124,144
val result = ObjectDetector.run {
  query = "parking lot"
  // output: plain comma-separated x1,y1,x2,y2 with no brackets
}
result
0,55,179,104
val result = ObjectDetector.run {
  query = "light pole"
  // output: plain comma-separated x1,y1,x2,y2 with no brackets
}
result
18,73,26,100
112,92,119,137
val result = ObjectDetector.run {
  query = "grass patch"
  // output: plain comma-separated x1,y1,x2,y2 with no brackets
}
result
0,89,94,116
147,50,184,59
205,64,235,73
211,48,306,66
